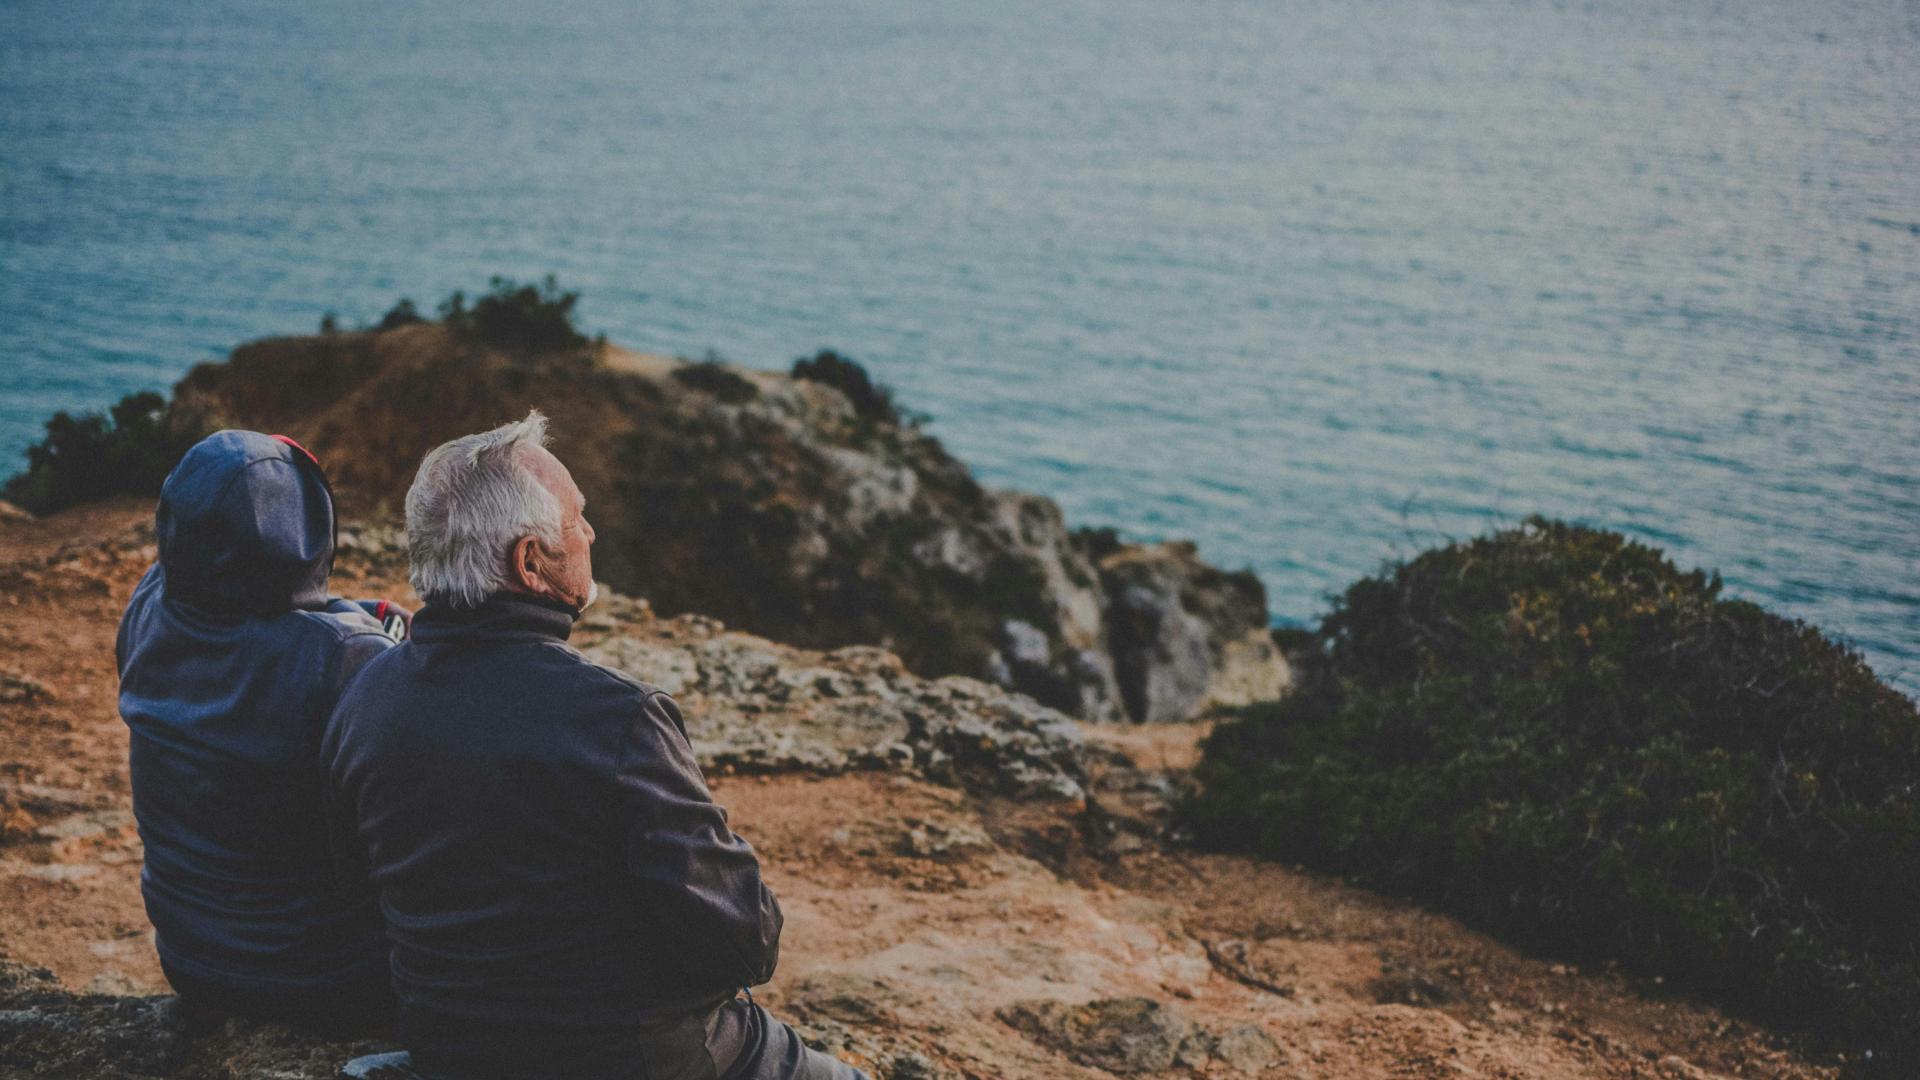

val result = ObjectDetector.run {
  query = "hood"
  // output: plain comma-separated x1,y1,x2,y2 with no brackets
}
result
156,430,336,614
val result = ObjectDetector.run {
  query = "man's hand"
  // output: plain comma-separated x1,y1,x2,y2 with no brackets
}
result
353,599,413,642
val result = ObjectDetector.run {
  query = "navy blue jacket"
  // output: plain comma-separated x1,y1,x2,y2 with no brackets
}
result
322,595,781,1077
117,430,396,995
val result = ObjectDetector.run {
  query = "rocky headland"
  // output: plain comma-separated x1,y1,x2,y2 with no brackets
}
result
165,323,1286,723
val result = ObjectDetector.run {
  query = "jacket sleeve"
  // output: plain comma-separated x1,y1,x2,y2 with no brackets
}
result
615,690,782,990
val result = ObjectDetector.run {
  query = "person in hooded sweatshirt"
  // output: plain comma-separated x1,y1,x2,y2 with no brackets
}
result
117,430,405,1033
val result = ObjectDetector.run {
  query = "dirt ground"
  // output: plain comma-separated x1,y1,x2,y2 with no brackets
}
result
0,503,1836,1079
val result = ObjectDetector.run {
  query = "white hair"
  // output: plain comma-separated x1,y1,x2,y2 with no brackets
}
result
405,411,564,608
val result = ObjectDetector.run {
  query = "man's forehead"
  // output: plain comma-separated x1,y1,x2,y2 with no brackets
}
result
524,445,582,504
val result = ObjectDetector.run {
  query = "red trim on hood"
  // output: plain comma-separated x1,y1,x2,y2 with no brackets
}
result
269,434,321,467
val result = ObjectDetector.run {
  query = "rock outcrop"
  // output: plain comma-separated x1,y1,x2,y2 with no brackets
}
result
178,326,1286,721
341,527,1092,800
1096,541,1290,724
575,595,1092,801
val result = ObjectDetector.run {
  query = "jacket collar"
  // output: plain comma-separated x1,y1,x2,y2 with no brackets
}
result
410,593,578,645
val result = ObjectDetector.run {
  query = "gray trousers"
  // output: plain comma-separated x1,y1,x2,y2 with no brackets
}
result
377,998,870,1080
639,999,869,1080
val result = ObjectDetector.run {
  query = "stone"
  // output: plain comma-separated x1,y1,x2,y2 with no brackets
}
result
1212,1023,1286,1073
789,973,897,1027
0,670,55,705
581,636,700,696
997,997,1212,1075
999,997,1290,1075
1204,630,1292,708
1657,1054,1709,1079
1108,584,1214,725
341,1050,429,1079
1099,543,1289,722
997,618,1052,669
902,819,994,859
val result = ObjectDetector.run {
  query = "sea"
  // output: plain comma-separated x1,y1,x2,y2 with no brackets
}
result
3,0,1916,693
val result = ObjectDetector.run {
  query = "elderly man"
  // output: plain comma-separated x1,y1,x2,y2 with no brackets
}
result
323,413,865,1080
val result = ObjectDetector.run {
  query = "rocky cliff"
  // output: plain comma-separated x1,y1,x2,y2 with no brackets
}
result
171,324,1285,722
0,507,1836,1079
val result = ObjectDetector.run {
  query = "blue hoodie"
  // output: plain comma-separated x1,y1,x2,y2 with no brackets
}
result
117,430,396,995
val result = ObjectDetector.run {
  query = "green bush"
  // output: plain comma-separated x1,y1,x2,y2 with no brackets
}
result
792,350,912,426
1267,625,1316,656
442,275,584,354
1186,518,1918,1075
1071,525,1125,561
3,392,211,514
671,360,759,404
375,297,425,331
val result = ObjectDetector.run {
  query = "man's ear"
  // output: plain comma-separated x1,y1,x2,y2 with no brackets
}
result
509,535,547,597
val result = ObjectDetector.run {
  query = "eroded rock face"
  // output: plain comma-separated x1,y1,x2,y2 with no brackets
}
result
187,327,1286,721
1100,543,1291,723
570,589,1090,802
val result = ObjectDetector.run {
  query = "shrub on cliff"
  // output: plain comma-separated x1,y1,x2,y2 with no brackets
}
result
672,359,759,403
375,297,425,331
792,350,910,426
1186,518,1918,1074
3,392,211,514
440,275,585,354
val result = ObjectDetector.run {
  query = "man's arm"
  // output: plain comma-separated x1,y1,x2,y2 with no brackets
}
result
615,690,782,991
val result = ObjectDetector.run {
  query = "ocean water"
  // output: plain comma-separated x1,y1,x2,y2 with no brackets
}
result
3,0,1916,691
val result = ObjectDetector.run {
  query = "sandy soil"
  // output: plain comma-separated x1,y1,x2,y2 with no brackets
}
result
0,504,1835,1079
